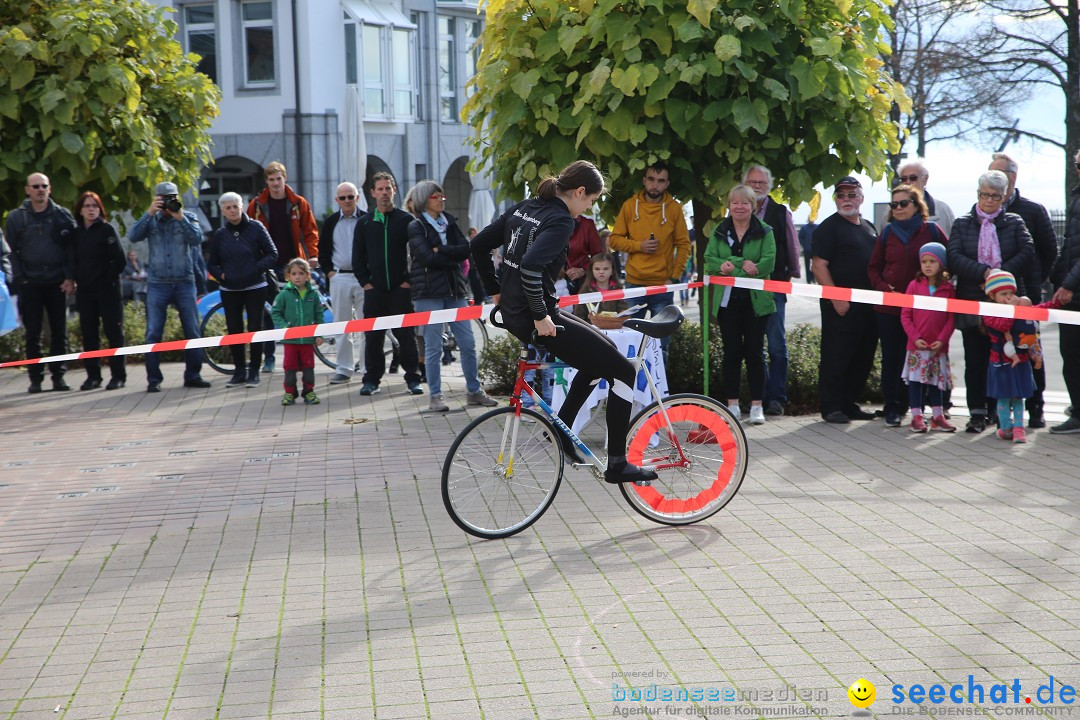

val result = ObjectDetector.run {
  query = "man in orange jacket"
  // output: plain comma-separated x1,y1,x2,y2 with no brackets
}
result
247,161,320,372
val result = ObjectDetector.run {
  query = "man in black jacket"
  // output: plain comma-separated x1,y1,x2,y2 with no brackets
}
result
352,172,422,396
1049,149,1080,434
989,153,1059,428
5,172,77,393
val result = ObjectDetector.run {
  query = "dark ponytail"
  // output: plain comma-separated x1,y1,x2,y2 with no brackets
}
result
536,160,605,200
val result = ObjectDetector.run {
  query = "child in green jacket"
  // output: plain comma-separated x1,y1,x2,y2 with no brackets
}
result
270,258,323,405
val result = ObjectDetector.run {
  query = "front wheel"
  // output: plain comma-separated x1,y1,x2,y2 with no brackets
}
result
442,406,564,539
621,394,748,526
199,302,273,375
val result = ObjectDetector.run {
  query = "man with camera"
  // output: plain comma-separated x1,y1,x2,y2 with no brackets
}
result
129,181,211,392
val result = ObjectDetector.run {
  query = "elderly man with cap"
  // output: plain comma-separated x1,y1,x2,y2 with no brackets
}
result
129,181,211,392
811,176,879,424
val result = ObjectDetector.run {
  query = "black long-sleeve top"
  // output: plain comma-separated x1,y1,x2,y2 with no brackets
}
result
471,197,576,322
72,219,126,289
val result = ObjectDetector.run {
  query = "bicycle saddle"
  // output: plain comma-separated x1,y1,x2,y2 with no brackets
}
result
623,304,684,338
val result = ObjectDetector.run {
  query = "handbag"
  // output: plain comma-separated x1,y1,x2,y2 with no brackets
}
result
0,281,19,337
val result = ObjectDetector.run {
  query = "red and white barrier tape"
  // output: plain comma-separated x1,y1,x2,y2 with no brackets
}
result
1,278,1077,368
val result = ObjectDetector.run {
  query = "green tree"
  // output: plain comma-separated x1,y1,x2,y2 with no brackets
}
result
465,0,908,225
0,0,220,212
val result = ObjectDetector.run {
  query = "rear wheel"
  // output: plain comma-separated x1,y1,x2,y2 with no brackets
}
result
442,406,564,539
621,394,748,525
199,302,273,375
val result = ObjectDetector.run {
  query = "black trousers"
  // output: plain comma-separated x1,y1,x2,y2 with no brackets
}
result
76,283,125,381
961,326,993,417
509,309,636,457
818,301,878,417
716,299,768,402
1061,323,1080,419
20,282,69,383
362,285,421,385
221,288,265,372
876,312,909,414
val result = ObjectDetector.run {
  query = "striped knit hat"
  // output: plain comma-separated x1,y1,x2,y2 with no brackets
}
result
984,269,1016,297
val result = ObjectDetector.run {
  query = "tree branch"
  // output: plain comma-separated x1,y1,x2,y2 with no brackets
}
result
986,126,1066,149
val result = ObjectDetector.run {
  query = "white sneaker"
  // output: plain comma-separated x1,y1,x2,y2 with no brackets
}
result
429,394,449,412
749,405,766,425
728,403,741,418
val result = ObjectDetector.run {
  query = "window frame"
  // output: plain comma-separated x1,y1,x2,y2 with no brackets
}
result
240,0,277,88
181,3,218,84
342,2,418,122
437,15,457,123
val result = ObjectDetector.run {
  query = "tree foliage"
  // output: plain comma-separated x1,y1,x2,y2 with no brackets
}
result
0,0,221,212
465,0,908,220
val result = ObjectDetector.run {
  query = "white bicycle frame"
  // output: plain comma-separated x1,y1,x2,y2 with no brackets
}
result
501,331,684,481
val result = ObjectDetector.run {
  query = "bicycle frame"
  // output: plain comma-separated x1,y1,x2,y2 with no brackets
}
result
502,332,690,480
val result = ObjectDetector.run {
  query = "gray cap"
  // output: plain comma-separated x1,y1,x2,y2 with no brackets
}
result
154,181,179,196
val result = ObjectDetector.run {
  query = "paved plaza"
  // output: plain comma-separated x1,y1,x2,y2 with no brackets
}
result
1,357,1079,720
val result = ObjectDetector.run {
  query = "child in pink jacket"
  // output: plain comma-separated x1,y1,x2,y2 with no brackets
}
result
899,242,956,433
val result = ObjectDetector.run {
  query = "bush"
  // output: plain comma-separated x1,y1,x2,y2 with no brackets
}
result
666,320,722,395
478,332,523,395
0,302,192,368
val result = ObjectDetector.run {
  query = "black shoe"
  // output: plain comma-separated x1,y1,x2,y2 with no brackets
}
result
406,380,423,396
52,378,71,392
604,460,658,485
80,378,102,391
147,382,161,393
1028,412,1045,429
764,401,784,417
560,436,586,465
884,411,901,427
225,372,246,388
847,408,876,421
245,369,260,388
183,378,212,389
1049,417,1080,434
823,411,850,424
105,378,125,391
965,415,987,433
28,381,43,394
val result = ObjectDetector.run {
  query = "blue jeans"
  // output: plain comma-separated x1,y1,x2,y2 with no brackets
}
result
144,281,204,384
624,283,674,356
763,293,788,405
414,297,481,397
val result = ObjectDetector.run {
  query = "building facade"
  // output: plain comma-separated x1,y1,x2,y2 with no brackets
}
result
151,0,494,230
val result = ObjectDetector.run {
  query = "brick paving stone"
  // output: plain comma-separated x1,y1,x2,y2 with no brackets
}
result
2,362,1080,718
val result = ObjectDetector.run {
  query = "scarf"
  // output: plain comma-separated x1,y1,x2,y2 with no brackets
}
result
423,211,449,245
886,215,922,245
974,206,1003,269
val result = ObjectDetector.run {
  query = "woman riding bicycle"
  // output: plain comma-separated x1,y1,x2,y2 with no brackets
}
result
471,160,657,485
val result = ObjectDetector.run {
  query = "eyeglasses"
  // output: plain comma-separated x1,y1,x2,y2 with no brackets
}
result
30,183,49,189
834,192,860,200
888,199,913,209
430,194,447,201
978,192,1003,201
337,194,356,201
898,174,921,183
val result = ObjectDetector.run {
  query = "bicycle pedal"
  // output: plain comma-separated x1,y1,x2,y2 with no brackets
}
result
633,480,652,487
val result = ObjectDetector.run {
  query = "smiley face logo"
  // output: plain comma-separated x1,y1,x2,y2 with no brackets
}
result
848,678,876,708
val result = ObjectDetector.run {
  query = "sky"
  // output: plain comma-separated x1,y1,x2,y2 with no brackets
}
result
789,84,1072,225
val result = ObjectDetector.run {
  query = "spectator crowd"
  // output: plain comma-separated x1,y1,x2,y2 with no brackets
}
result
2,151,1080,437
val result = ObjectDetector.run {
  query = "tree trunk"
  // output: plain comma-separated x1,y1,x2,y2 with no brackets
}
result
692,198,712,327
1065,0,1079,202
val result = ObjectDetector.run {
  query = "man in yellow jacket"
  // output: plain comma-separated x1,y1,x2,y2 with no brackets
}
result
609,161,691,353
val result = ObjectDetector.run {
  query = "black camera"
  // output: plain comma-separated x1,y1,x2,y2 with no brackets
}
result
162,195,183,213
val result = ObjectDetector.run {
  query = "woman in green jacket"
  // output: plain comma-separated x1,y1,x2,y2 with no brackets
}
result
704,184,776,425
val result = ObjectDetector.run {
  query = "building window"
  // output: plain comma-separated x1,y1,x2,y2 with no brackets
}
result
437,16,456,121
464,19,480,100
362,23,385,116
184,5,217,83
343,3,418,122
242,1,275,85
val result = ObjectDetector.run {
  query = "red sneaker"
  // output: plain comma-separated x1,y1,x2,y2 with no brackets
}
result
910,415,928,433
1012,427,1027,444
996,428,1013,441
930,416,957,433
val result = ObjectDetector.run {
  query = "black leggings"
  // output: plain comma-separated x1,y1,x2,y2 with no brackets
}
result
221,288,265,371
716,300,767,402
511,310,637,457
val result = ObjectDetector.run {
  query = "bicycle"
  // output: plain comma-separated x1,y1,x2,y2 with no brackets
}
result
441,305,749,539
198,272,339,374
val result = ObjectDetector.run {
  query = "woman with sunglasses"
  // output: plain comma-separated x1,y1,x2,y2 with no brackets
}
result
946,170,1034,433
867,184,947,427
